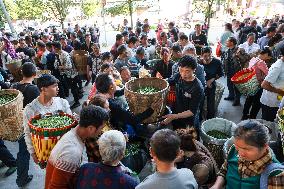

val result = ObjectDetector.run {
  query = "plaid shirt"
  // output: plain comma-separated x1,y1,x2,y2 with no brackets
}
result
218,146,284,189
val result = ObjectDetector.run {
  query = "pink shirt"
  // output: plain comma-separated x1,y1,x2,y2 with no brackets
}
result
249,57,268,83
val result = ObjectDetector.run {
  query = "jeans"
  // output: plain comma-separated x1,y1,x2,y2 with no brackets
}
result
227,74,241,101
243,89,263,119
0,139,16,167
16,136,31,184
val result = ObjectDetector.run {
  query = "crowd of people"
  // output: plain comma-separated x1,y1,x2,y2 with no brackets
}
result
0,14,284,189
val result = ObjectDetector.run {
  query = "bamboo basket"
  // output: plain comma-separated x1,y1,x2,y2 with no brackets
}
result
72,50,88,75
28,112,78,167
125,78,169,124
0,89,24,141
201,118,237,167
6,59,23,82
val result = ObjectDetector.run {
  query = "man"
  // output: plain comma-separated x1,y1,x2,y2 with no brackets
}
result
10,63,40,187
223,37,249,106
257,27,277,50
60,36,73,53
114,44,130,72
128,46,147,76
36,41,49,69
16,38,29,54
45,105,109,189
110,34,124,61
159,31,173,48
190,24,208,55
120,66,132,84
199,47,224,119
42,34,50,44
82,33,94,53
162,55,204,130
127,36,139,57
178,34,190,50
87,43,102,83
53,42,81,109
23,74,72,169
152,47,174,79
238,33,260,56
136,129,198,189
260,46,284,121
171,45,183,76
238,19,259,44
70,33,78,48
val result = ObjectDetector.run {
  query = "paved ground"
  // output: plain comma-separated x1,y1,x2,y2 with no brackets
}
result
0,76,253,189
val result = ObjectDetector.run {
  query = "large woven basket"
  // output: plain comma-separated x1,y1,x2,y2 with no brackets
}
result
28,112,78,167
201,118,237,167
73,50,88,75
223,119,279,159
6,59,23,82
124,78,169,124
231,67,260,96
0,89,24,141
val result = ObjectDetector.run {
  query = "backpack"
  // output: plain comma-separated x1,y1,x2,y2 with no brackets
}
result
260,163,284,189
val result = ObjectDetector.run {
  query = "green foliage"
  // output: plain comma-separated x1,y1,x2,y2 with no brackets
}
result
105,2,129,16
81,0,100,18
0,0,18,26
15,0,44,20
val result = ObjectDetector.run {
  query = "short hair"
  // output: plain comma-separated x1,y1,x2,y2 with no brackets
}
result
136,46,145,55
70,32,77,38
172,45,182,53
98,130,126,164
121,31,129,37
52,41,62,50
140,33,147,40
228,36,238,45
89,94,108,108
234,120,270,149
176,128,197,152
247,32,256,39
168,22,175,27
36,74,59,91
73,40,82,50
117,44,127,55
150,129,181,162
120,66,130,74
37,41,46,48
179,55,197,70
260,47,272,57
201,46,212,54
160,31,167,37
183,44,196,54
22,62,37,78
46,41,53,48
91,43,100,49
279,45,284,56
101,52,112,61
267,26,277,34
116,34,123,41
100,63,111,72
179,34,188,41
95,73,113,93
79,105,109,128
128,36,138,45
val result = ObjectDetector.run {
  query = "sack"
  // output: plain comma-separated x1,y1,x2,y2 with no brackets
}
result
216,42,222,57
260,163,284,189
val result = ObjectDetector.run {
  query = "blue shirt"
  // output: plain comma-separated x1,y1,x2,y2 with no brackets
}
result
77,162,138,189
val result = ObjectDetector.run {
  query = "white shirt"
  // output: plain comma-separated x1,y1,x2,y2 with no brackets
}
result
238,42,260,54
260,59,284,107
23,97,71,154
48,128,84,173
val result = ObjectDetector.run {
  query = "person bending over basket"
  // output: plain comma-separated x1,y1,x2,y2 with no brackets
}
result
45,105,109,189
210,120,284,189
23,74,72,167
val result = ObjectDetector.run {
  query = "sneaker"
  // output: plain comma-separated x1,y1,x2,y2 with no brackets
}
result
4,166,17,177
17,175,33,187
71,102,81,109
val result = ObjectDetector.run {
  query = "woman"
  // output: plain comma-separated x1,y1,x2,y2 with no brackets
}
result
77,130,138,189
87,43,102,83
241,47,271,120
220,23,234,53
151,47,174,79
101,52,113,65
210,120,284,189
175,128,218,187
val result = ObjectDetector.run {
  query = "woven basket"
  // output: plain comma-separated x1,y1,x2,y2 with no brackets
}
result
28,112,78,167
73,50,88,75
6,59,23,82
0,89,24,141
125,78,169,124
231,68,260,96
201,118,237,167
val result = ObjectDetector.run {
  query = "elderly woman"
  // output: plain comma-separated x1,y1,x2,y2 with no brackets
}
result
77,130,139,189
210,120,284,189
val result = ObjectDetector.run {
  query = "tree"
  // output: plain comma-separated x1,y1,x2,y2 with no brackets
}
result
45,0,75,29
81,0,100,18
15,0,44,20
0,0,18,27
